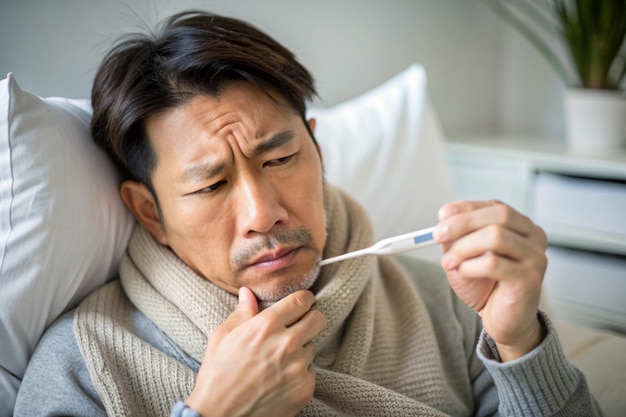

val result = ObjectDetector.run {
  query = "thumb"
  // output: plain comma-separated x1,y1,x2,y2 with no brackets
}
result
236,286,259,318
206,287,259,354
218,287,259,333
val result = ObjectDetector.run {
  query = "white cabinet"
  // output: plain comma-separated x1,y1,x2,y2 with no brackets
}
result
447,150,531,213
532,173,626,255
445,136,626,333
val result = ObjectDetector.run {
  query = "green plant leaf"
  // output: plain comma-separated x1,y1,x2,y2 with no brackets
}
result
482,0,574,86
485,0,626,90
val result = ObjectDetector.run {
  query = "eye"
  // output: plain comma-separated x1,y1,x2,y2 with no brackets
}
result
264,154,295,168
195,180,226,194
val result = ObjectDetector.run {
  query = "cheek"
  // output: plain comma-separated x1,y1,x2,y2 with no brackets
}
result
291,160,326,247
160,202,236,279
314,192,328,250
161,196,232,252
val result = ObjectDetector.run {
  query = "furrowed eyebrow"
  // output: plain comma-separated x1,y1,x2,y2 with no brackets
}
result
182,161,226,183
252,130,295,156
181,130,295,183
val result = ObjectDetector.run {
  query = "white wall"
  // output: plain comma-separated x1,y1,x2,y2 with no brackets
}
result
498,26,565,138
0,0,562,138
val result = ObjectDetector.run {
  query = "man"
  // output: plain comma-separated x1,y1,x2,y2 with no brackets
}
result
15,10,603,417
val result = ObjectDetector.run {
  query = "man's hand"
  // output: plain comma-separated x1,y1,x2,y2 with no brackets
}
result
186,287,326,417
433,200,548,362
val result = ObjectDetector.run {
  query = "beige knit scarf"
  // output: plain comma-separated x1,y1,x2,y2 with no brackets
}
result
74,184,458,416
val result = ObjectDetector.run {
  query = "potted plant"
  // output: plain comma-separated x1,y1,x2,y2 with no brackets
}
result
482,0,626,153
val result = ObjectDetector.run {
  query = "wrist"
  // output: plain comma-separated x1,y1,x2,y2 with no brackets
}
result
172,401,201,417
495,316,546,362
185,389,218,417
185,387,240,417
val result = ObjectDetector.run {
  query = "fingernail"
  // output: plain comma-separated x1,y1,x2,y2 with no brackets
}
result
442,253,457,270
438,206,455,220
433,224,448,241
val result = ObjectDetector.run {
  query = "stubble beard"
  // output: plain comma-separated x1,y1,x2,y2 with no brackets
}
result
232,226,324,305
254,261,321,306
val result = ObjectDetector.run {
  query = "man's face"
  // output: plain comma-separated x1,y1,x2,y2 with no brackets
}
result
137,82,326,301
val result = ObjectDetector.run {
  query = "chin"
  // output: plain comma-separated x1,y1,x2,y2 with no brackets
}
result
253,263,321,304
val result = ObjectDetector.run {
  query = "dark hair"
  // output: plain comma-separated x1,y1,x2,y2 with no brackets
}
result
90,10,317,194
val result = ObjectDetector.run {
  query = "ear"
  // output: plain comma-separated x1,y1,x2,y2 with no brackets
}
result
307,117,316,134
120,180,169,246
307,118,322,159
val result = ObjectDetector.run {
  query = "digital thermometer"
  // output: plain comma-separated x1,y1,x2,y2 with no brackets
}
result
318,226,436,266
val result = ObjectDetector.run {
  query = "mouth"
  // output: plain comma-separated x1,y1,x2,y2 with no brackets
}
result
247,246,301,271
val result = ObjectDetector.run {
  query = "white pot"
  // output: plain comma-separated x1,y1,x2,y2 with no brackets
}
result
563,89,626,154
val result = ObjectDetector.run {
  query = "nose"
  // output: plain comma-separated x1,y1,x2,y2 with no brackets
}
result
236,174,289,236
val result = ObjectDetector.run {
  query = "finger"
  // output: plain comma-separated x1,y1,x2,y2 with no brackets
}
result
238,286,260,316
453,250,545,291
261,290,316,328
288,309,327,345
296,341,317,372
441,224,536,270
438,200,522,236
282,340,317,373
224,287,259,330
435,200,546,247
291,342,317,385
208,287,259,348
456,252,525,281
438,200,499,220
303,341,316,363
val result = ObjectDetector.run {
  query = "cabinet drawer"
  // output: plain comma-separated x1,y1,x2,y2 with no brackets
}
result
531,173,626,254
544,246,626,334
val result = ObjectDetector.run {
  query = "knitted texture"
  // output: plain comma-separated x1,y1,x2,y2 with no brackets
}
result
74,184,463,416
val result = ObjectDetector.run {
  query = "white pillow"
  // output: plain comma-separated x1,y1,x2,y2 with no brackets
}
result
309,64,454,252
0,73,135,415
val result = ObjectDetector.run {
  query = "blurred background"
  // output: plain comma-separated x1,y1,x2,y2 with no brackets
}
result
0,0,563,139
